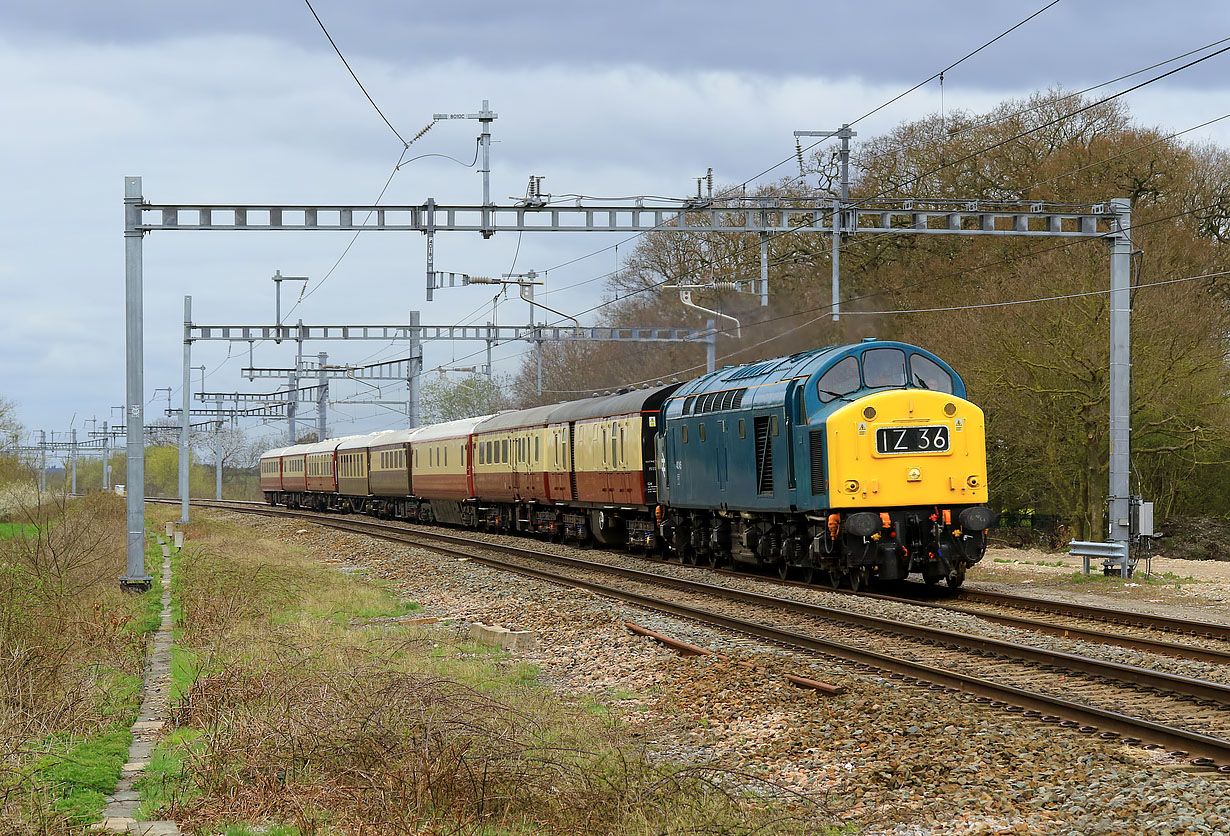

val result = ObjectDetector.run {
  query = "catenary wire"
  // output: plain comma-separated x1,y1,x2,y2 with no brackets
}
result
537,36,1230,304
530,1,1068,283
533,44,1230,335
303,0,408,147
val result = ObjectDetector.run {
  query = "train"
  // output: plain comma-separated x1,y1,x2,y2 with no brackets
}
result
260,339,993,589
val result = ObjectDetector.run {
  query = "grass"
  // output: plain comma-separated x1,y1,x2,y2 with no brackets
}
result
135,729,203,819
33,729,133,823
992,558,1066,567
138,508,827,835
0,521,40,538
1,492,163,832
1069,569,1197,585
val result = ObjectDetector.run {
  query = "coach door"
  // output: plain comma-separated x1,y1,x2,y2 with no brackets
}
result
568,422,578,501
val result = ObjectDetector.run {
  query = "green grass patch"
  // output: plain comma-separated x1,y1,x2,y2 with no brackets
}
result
136,729,203,819
0,521,40,538
1068,570,1196,585
34,729,132,823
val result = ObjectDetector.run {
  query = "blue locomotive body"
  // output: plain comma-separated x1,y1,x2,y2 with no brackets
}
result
657,341,989,587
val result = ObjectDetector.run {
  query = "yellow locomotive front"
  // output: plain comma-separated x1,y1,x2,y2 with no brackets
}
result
823,388,994,588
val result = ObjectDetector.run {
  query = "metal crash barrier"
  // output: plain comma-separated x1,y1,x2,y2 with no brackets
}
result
1069,540,1131,578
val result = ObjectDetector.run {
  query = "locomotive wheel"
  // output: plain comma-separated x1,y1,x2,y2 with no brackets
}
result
797,562,816,584
776,558,790,581
707,550,728,570
946,564,967,589
849,566,870,593
819,569,844,590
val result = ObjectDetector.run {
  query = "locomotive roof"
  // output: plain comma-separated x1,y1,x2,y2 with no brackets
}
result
670,342,960,398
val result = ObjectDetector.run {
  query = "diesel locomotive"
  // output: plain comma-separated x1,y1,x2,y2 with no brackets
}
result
260,339,993,589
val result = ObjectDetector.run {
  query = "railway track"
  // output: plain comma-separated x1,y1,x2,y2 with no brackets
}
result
173,499,1230,662
162,498,1230,770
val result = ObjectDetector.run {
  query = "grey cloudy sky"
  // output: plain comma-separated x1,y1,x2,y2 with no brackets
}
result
2,1,1229,451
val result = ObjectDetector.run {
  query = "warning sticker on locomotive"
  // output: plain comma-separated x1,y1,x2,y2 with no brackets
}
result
875,425,950,455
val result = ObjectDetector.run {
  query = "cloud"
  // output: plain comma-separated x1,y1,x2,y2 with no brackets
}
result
1,18,1228,438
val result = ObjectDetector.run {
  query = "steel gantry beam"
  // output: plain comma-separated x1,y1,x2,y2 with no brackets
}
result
190,323,713,344
242,358,414,382
196,386,324,404
133,198,1116,237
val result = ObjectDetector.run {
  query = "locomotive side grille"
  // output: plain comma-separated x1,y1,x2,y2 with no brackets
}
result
809,429,826,494
732,388,745,408
754,416,774,494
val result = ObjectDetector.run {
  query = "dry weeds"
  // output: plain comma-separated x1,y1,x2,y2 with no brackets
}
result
155,515,827,835
0,489,151,834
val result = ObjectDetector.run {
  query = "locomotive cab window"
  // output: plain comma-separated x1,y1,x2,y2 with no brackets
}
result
817,356,860,403
908,353,955,394
862,347,907,389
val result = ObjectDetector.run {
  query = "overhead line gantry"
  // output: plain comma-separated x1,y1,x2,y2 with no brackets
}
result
122,175,1132,590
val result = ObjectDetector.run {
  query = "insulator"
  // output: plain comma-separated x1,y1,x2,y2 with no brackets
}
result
796,140,805,176
411,121,436,145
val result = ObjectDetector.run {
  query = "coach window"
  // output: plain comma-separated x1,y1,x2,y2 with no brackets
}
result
909,353,955,394
502,439,508,462
863,347,907,388
816,356,860,403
